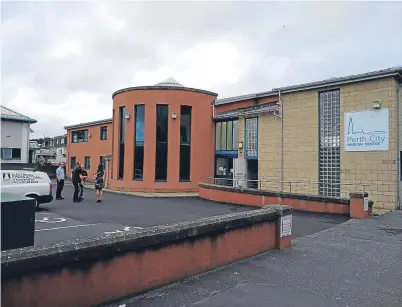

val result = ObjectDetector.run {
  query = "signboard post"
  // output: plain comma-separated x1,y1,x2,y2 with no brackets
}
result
344,109,389,152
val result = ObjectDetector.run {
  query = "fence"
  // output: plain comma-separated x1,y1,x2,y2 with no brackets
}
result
202,176,370,199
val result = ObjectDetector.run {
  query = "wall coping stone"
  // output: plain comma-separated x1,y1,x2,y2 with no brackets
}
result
349,192,369,198
199,183,350,205
1,205,292,278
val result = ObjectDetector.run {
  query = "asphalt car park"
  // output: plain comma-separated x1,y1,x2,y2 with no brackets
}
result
34,182,349,246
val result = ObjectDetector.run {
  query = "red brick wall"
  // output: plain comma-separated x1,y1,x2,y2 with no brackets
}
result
2,221,277,307
199,185,350,215
214,96,278,114
66,123,112,178
110,89,216,192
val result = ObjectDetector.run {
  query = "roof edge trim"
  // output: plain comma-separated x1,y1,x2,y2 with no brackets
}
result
64,118,113,130
112,86,218,98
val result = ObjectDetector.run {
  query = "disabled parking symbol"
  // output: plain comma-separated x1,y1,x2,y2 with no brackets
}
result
35,217,67,223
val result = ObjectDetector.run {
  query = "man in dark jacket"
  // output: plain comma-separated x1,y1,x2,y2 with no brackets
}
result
72,162,83,202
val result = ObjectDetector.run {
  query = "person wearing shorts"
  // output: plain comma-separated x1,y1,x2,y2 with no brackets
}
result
94,164,105,203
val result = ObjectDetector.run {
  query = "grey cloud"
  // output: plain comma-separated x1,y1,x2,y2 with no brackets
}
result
1,1,402,137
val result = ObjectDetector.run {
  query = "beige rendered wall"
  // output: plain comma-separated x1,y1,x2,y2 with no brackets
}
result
258,113,282,191
340,78,398,210
256,77,399,209
281,90,320,195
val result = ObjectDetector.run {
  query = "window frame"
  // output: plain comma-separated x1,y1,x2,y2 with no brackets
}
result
84,156,91,170
118,106,126,179
244,117,258,159
70,157,76,169
215,119,239,152
100,126,108,141
133,104,145,181
71,129,89,143
155,104,169,182
179,105,192,182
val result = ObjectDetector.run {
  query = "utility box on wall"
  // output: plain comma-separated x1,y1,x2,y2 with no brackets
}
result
233,158,247,188
1,193,35,251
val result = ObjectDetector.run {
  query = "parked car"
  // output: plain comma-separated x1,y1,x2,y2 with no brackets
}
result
1,170,53,209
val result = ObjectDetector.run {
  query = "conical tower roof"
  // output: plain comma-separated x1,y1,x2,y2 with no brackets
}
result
154,77,184,87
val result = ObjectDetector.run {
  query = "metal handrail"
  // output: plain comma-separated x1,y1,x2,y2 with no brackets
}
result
202,176,369,197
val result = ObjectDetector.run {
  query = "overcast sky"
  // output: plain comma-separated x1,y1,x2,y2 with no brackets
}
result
2,1,402,138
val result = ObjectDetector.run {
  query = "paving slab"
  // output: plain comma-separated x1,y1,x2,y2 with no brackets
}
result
105,212,402,307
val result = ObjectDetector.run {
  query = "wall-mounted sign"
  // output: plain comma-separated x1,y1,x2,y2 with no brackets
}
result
364,197,369,211
280,215,292,238
344,109,389,152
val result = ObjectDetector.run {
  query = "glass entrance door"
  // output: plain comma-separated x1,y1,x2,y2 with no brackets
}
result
215,157,233,186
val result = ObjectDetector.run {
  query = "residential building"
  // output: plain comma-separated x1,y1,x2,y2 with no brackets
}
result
31,135,67,165
1,106,37,163
65,68,402,210
64,119,113,179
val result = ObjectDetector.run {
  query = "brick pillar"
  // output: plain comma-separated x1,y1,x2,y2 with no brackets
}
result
265,205,293,249
349,192,370,219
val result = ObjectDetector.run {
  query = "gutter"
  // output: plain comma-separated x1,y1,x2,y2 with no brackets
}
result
397,83,401,210
279,89,284,192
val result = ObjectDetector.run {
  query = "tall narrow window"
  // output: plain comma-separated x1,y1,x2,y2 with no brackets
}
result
155,105,168,181
134,105,145,180
118,106,126,179
100,126,107,140
245,118,258,158
70,157,76,169
100,156,106,170
233,120,238,150
215,122,222,150
180,106,192,181
319,90,340,197
84,156,91,169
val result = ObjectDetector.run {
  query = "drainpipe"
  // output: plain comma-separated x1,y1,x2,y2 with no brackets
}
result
397,83,401,210
279,89,284,192
212,100,215,118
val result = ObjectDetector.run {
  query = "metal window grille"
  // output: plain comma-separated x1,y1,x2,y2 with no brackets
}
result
245,118,258,158
319,90,340,197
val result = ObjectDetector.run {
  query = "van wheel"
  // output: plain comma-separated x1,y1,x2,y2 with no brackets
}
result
26,195,39,209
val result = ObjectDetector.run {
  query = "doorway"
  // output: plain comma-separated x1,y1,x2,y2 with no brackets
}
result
247,159,258,189
215,157,233,186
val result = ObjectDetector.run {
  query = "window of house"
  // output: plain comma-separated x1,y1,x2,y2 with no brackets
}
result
100,156,106,170
61,138,65,144
71,130,88,143
70,157,76,169
155,104,168,181
1,148,21,160
100,126,108,140
133,105,145,180
84,156,91,169
215,119,239,151
179,106,192,181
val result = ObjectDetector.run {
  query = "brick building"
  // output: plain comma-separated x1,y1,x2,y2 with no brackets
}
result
65,68,402,210
214,67,402,210
65,78,217,192
64,118,113,182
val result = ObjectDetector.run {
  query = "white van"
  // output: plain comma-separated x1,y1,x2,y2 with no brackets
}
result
1,170,53,208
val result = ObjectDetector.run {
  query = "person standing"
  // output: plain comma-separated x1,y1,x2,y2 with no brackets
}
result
56,163,65,200
72,162,83,203
94,164,105,203
79,166,88,200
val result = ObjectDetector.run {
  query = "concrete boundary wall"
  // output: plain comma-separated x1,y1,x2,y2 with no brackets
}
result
199,183,373,218
1,205,292,307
